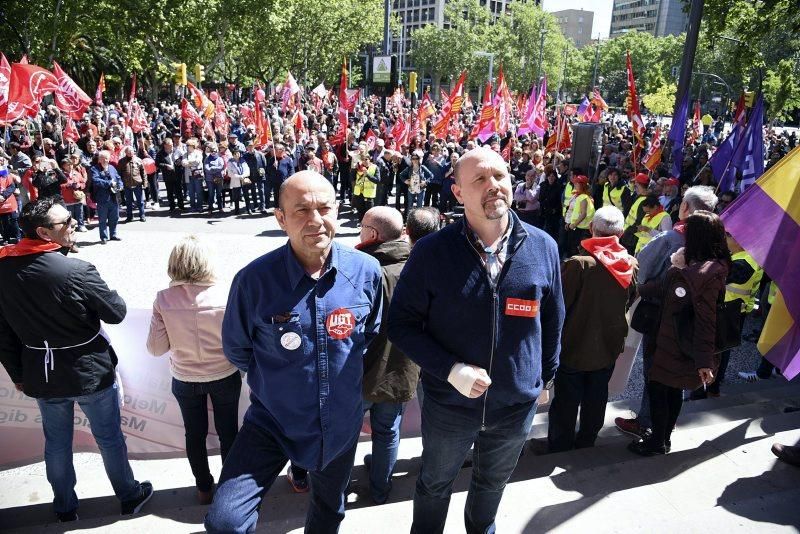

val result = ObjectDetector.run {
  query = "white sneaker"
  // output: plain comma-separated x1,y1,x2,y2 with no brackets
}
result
738,371,760,382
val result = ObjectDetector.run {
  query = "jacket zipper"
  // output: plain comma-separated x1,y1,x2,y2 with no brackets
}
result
481,288,498,431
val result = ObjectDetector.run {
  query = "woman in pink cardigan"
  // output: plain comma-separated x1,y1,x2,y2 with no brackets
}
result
146,236,241,505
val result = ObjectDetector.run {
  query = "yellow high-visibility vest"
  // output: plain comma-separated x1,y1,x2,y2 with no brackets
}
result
725,251,763,314
353,164,378,198
562,182,574,217
603,183,625,210
569,193,595,230
634,210,669,254
624,195,646,229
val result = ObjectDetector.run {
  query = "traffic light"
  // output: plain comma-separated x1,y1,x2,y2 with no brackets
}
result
174,63,187,86
409,71,418,94
744,91,755,108
194,63,205,83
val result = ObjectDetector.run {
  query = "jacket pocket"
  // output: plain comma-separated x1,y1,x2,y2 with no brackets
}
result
254,314,306,368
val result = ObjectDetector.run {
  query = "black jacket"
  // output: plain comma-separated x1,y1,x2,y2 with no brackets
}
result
360,239,419,403
0,246,126,398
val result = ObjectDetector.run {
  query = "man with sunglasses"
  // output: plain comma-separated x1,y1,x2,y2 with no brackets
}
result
0,197,153,522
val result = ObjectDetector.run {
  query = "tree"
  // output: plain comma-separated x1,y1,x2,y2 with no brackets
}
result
762,59,800,123
643,83,677,116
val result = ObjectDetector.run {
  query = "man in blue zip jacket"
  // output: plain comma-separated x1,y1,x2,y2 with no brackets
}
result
388,146,565,534
205,170,382,534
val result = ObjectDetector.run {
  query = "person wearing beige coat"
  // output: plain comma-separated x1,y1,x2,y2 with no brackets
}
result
146,236,241,505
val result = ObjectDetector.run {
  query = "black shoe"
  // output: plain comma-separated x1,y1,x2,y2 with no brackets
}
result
110,236,122,241
124,218,133,223
100,239,107,245
139,217,146,222
57,510,79,522
121,481,153,515
627,439,667,457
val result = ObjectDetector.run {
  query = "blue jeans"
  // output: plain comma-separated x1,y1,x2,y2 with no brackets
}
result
172,372,242,492
204,420,357,534
407,191,425,209
187,179,204,212
66,203,84,229
264,179,281,210
363,400,405,504
637,332,656,428
412,395,537,534
205,180,223,212
36,384,141,514
123,187,145,219
253,179,266,210
96,201,119,240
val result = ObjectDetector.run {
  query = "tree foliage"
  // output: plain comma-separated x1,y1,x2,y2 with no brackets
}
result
0,0,389,97
643,83,677,116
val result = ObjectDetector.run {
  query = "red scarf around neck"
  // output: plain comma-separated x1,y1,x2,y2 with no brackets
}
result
580,235,636,288
0,238,62,259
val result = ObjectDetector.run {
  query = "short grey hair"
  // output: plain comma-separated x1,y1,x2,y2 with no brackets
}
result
592,206,625,237
97,149,111,160
683,185,718,214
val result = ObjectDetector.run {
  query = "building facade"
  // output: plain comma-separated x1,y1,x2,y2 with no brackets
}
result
609,0,687,38
390,0,528,71
550,9,594,48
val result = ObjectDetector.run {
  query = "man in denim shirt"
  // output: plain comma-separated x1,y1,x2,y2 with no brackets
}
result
206,170,382,534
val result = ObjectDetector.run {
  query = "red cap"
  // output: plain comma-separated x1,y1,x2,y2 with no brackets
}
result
665,177,680,187
573,174,589,185
634,173,650,185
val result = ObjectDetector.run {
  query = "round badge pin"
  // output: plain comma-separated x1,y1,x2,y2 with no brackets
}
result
675,287,687,297
326,308,356,340
280,332,302,350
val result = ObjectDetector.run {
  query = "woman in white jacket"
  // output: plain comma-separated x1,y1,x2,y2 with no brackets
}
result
225,147,252,215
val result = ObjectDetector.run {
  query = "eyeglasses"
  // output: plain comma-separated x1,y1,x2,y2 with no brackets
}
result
44,215,74,229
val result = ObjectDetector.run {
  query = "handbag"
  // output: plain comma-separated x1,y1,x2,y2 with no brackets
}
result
673,290,743,357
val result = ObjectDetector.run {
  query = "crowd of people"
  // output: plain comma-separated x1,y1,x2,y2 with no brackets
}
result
0,87,798,531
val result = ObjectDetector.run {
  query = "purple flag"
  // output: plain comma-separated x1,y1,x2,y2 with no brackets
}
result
710,121,743,192
730,94,765,191
668,91,689,178
576,95,589,118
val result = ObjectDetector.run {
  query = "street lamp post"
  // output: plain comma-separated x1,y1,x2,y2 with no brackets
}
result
591,35,602,89
535,23,547,83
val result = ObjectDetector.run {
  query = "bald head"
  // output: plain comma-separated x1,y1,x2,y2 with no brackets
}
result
453,146,507,185
362,206,404,242
278,170,336,210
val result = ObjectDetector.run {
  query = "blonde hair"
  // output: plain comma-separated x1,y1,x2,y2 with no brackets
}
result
167,235,215,283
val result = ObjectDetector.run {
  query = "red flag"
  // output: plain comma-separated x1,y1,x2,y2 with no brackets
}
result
417,92,436,122
95,73,105,106
62,117,79,142
493,67,512,136
6,63,59,121
130,103,150,134
391,115,409,147
254,91,273,149
432,71,467,139
181,98,204,128
19,55,28,65
127,73,136,112
642,125,663,172
214,96,230,137
282,71,300,112
293,110,308,144
364,129,378,151
501,137,516,162
0,53,10,120
626,51,645,150
187,82,214,118
51,61,92,119
471,81,495,142
689,100,702,144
